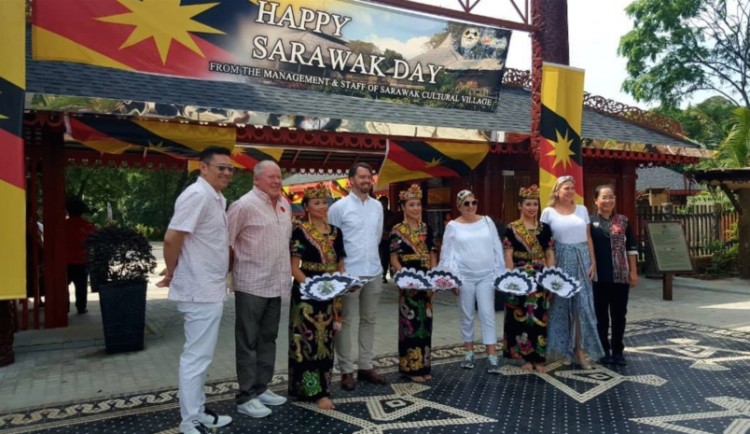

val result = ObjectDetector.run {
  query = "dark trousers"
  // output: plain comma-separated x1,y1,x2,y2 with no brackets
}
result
235,292,281,404
378,239,390,280
592,281,630,356
67,264,88,313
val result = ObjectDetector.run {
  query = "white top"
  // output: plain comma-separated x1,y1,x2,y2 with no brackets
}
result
327,193,383,277
438,216,505,280
228,188,293,298
168,176,229,303
540,204,590,244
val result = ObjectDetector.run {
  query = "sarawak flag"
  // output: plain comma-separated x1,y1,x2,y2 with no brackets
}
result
32,0,252,77
377,139,489,188
67,116,237,158
539,63,585,203
0,0,27,300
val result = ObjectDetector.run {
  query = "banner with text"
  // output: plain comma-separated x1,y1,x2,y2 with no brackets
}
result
32,0,511,112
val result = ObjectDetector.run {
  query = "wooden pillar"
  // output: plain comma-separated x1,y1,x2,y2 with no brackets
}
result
41,128,68,328
0,301,13,366
620,161,638,224
538,0,570,65
739,189,750,279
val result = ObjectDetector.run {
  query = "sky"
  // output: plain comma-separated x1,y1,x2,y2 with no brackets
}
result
413,0,648,108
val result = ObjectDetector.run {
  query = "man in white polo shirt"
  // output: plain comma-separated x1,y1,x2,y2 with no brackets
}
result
328,162,386,391
159,147,234,434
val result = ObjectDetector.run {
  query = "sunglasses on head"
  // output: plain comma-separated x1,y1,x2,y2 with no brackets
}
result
462,200,478,207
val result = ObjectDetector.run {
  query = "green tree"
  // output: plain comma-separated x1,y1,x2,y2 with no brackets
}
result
619,0,750,109
656,96,737,149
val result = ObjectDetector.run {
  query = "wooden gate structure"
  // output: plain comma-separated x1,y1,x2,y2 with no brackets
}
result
0,0,712,370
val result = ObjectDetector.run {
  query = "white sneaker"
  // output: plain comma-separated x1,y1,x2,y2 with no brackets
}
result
200,408,232,428
182,421,210,434
258,389,287,406
237,398,272,418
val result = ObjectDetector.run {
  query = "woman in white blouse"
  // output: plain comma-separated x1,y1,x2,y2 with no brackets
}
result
439,190,506,374
539,176,604,369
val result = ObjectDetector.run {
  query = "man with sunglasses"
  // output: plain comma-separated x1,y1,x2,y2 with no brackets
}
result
228,160,293,419
160,147,234,434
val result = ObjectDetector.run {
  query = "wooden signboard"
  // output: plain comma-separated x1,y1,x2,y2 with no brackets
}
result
646,221,693,300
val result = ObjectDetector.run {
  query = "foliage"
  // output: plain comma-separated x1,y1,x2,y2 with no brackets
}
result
655,96,737,149
713,107,750,168
707,222,739,275
87,225,157,283
66,166,255,240
619,0,750,109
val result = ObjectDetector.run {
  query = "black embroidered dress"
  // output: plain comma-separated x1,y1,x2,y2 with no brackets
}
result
501,221,554,363
288,222,346,401
389,222,436,377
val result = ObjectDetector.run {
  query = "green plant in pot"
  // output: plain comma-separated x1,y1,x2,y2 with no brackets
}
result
87,225,156,353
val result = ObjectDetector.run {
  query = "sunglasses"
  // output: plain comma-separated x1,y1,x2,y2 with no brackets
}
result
462,200,478,207
210,164,235,173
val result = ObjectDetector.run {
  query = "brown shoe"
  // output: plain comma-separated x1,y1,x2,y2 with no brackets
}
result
357,369,388,385
341,373,356,391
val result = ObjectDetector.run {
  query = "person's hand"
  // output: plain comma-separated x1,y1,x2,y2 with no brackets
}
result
452,287,460,296
587,263,596,281
156,276,171,288
629,271,639,288
156,269,172,288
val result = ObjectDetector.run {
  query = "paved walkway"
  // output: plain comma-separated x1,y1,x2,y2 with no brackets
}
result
2,246,749,414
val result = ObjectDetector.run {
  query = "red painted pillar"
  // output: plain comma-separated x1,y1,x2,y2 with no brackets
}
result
41,126,68,328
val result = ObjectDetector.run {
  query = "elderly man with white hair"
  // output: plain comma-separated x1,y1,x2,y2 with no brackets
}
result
228,160,293,419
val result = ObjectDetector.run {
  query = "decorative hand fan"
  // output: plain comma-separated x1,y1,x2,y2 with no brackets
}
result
393,268,431,290
426,269,462,291
536,267,582,298
300,272,359,301
493,269,536,296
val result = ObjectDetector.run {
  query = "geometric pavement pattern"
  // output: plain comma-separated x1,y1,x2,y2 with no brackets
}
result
0,319,749,434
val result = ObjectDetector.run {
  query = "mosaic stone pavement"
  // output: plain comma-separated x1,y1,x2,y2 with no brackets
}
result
1,319,749,434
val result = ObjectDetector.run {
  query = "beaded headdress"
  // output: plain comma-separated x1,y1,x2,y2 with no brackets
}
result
399,184,423,202
519,184,540,199
303,183,331,200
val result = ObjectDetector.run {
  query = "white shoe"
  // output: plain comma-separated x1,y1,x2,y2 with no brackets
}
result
182,421,210,434
237,398,272,418
200,408,232,428
258,389,287,406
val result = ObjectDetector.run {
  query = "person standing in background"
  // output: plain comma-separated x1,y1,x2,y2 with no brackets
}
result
65,197,96,315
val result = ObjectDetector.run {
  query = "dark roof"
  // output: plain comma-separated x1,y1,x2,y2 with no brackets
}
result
26,55,696,148
636,167,705,192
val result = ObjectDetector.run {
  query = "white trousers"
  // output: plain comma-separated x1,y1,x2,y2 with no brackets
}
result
177,301,224,433
457,276,497,345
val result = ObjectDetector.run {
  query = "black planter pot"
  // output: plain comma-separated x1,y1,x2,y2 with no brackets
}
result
99,279,147,353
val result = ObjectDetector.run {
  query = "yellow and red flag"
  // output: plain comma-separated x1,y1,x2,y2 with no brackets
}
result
377,139,489,188
0,0,26,299
539,63,585,203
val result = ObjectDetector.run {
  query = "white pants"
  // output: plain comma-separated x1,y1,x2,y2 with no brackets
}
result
457,276,497,345
177,302,224,433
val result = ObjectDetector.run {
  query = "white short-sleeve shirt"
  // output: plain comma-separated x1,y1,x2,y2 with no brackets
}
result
540,204,590,244
168,176,229,303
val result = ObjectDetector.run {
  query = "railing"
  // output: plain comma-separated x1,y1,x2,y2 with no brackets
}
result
636,203,738,261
